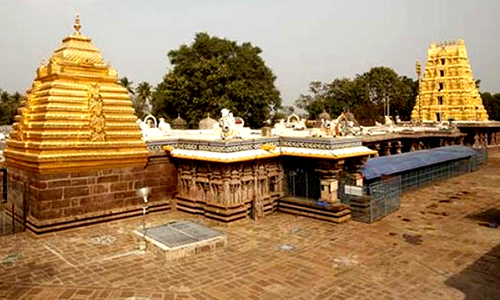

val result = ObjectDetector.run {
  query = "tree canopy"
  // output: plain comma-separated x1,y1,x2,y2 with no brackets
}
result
118,77,151,119
296,67,418,125
0,88,22,125
135,81,153,119
152,32,282,128
119,77,135,95
482,92,500,121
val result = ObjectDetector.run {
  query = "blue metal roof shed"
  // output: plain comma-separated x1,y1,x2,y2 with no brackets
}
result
361,146,477,181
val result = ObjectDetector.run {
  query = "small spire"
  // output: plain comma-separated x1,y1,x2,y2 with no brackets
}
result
415,59,421,79
74,13,81,35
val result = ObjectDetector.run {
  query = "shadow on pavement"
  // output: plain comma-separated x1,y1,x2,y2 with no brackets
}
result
467,208,500,228
445,241,500,300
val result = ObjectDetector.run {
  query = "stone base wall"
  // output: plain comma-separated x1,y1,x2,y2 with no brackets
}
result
278,197,351,223
7,154,177,233
176,158,284,222
176,194,280,223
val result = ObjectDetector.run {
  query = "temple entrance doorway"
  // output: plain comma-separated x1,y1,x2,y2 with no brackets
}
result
284,158,321,201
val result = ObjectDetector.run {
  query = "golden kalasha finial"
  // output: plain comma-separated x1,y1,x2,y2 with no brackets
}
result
74,13,81,35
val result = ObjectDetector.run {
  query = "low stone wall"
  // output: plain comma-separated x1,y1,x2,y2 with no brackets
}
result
7,154,177,233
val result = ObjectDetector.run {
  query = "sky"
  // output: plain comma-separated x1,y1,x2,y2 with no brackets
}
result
0,0,499,105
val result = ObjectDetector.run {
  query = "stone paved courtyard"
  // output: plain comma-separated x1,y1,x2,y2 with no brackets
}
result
1,150,499,300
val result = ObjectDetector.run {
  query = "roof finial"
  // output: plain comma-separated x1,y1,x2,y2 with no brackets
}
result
74,13,81,35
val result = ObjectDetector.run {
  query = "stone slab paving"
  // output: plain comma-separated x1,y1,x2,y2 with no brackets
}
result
1,150,500,300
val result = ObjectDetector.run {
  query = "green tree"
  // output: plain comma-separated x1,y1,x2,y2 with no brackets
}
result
296,67,417,125
119,76,147,119
0,88,22,125
135,81,152,119
355,67,417,122
153,32,282,128
295,81,331,120
482,92,500,121
119,77,135,95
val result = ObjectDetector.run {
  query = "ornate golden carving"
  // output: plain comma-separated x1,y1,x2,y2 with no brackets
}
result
88,83,106,142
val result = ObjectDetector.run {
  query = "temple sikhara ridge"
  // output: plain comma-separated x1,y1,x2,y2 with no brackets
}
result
411,39,489,122
4,15,148,173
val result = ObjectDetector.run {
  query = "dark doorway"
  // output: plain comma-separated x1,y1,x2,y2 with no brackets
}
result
284,159,320,200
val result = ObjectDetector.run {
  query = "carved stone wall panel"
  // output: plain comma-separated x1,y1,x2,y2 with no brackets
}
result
176,159,284,212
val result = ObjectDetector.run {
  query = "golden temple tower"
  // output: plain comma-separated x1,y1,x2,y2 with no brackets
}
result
411,39,488,122
4,15,148,173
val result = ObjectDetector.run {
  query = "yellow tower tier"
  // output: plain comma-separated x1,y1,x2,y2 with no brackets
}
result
4,15,148,173
411,39,489,122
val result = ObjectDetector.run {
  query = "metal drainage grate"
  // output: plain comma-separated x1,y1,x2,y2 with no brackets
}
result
145,220,224,248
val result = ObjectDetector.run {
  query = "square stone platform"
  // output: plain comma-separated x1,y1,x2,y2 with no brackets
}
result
135,220,226,261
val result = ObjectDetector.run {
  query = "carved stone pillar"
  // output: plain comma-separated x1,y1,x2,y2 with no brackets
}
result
383,142,391,156
251,164,264,220
222,167,231,205
481,133,488,147
316,160,343,204
343,156,367,186
372,143,381,157
488,131,495,146
473,132,480,149
394,141,403,154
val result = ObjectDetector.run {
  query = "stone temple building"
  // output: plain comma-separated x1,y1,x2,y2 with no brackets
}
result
411,40,489,122
3,18,499,234
4,16,175,233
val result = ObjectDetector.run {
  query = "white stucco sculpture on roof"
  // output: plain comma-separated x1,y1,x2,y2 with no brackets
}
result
310,119,335,137
219,108,242,140
139,114,169,138
158,118,171,132
309,112,363,138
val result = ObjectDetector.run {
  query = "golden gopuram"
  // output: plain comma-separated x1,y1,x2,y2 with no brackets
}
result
411,39,489,122
4,16,175,233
